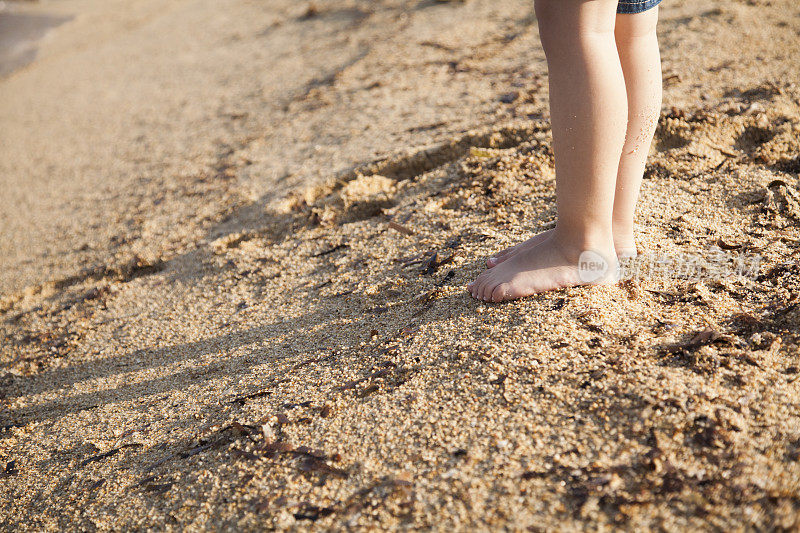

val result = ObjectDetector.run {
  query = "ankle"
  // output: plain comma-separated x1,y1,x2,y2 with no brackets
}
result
550,224,616,263
611,220,637,256
612,219,635,239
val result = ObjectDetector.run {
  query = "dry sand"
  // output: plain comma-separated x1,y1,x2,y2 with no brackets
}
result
2,0,800,530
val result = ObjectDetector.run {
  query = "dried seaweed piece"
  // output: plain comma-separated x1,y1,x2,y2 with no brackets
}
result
434,252,456,269
1,460,17,478
139,437,212,474
420,251,439,275
80,286,110,303
399,252,425,266
436,269,456,287
402,250,452,275
336,379,360,391
261,440,295,458
135,475,158,487
499,92,519,104
293,445,326,459
388,221,414,235
143,482,173,494
79,443,142,467
281,400,313,409
757,263,793,282
717,238,743,250
230,379,289,405
687,328,723,348
229,421,253,437
731,312,761,326
180,441,217,459
369,368,393,380
521,469,550,480
335,364,408,396
332,289,354,297
413,289,439,317
296,455,348,478
313,279,332,290
231,448,260,461
668,328,732,354
294,503,336,521
647,290,679,304
358,383,380,398
312,243,348,257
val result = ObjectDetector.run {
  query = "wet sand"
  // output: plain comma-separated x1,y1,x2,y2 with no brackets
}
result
1,0,800,530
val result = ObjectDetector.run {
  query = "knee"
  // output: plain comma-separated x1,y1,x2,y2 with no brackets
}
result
614,11,659,44
535,0,618,55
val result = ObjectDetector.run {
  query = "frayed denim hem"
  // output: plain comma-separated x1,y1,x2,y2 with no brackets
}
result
617,0,662,14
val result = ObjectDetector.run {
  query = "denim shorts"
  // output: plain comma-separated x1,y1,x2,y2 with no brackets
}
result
617,0,662,14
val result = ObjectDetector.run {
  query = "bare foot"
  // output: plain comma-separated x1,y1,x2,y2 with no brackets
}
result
468,235,617,302
486,230,553,268
487,229,636,268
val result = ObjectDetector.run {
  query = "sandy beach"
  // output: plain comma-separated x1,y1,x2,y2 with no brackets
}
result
2,0,800,530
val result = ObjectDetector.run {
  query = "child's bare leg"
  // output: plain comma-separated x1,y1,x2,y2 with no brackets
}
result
469,0,626,301
612,7,661,257
487,7,661,268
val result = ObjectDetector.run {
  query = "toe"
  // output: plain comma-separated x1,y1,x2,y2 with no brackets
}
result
486,253,504,268
486,246,515,268
493,246,516,262
491,255,508,268
468,279,480,299
472,274,487,301
479,276,496,302
491,247,520,268
491,283,510,302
